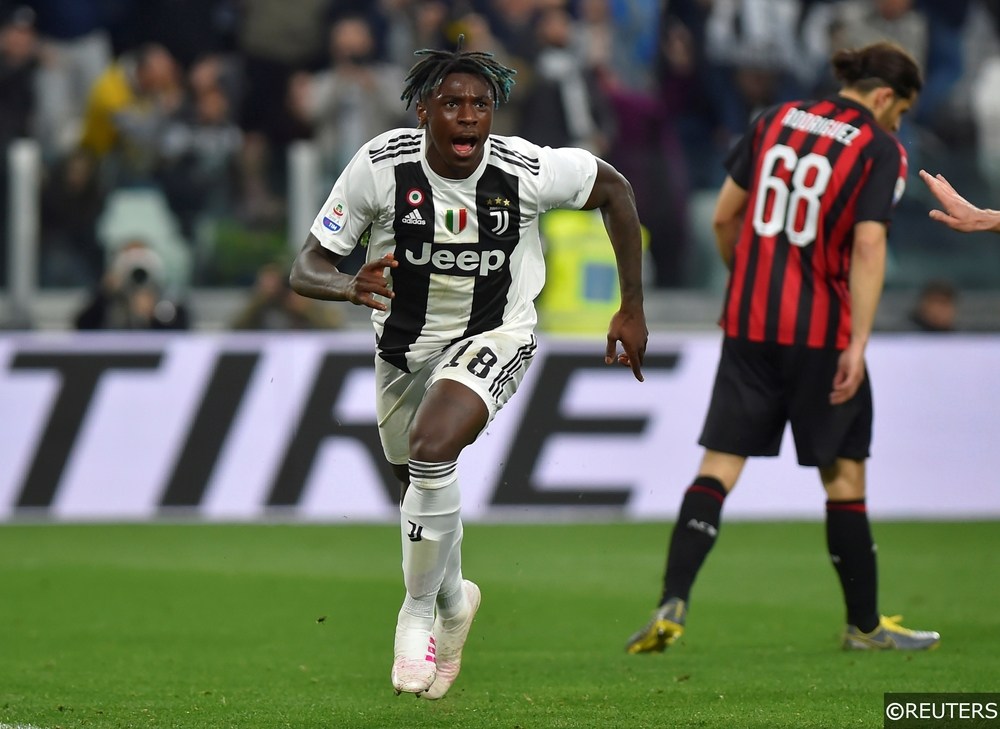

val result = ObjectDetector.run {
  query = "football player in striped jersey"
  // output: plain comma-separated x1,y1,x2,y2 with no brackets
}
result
625,42,940,655
291,40,648,697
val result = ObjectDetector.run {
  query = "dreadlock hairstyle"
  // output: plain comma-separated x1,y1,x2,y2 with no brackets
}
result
400,35,517,111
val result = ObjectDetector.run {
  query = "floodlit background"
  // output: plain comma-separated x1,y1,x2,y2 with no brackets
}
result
1,0,999,332
1,6,998,727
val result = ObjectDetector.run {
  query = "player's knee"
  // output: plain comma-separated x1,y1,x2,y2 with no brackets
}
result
409,433,462,464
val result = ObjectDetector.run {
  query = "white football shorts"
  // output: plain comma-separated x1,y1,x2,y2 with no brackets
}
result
375,331,538,465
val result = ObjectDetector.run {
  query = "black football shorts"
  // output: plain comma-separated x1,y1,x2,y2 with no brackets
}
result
698,337,872,467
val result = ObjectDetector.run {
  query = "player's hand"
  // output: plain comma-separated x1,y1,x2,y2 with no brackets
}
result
605,306,648,382
830,345,865,405
919,170,981,232
347,254,398,311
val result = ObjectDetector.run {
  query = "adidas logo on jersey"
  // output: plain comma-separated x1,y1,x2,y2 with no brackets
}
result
402,209,426,226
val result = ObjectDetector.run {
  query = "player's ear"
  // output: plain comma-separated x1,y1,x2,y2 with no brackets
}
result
415,102,428,128
873,85,895,112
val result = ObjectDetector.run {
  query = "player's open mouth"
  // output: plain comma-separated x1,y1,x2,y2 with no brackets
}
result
452,135,478,157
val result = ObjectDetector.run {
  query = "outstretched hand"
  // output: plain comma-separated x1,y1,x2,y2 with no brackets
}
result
605,307,648,382
348,254,398,311
919,170,992,233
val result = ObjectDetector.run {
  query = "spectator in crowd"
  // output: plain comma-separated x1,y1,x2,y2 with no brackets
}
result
288,14,408,181
907,279,958,332
599,14,698,288
828,0,928,71
25,0,112,158
157,56,244,244
912,0,972,134
604,0,663,93
74,239,191,329
116,0,239,70
380,0,451,71
39,147,106,286
471,0,540,67
230,261,341,330
971,52,1000,203
0,3,39,286
78,42,183,187
516,5,612,155
701,0,812,142
234,0,333,224
0,4,36,139
0,0,996,303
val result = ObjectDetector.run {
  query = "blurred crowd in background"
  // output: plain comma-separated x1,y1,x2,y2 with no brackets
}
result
1,0,1000,332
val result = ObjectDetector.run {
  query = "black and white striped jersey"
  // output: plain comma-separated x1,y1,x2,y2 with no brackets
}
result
310,127,599,372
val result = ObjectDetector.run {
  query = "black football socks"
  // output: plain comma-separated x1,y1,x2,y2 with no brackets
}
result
660,476,727,606
826,499,879,633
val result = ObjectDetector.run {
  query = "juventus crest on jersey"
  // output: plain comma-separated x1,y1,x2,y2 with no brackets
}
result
310,128,599,372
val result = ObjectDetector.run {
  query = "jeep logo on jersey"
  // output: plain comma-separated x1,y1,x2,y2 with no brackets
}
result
404,242,506,277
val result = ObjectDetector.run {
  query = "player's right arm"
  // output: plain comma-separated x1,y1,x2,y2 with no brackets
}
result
712,176,749,271
289,235,397,311
290,134,397,310
714,105,770,272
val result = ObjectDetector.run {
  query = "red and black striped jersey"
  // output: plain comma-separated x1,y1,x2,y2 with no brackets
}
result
720,96,907,349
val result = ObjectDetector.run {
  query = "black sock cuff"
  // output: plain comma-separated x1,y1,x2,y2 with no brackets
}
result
689,475,727,503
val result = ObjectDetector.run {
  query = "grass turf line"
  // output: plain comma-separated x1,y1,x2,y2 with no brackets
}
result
0,522,995,728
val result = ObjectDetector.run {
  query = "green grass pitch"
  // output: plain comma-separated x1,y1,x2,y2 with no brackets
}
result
1,521,996,728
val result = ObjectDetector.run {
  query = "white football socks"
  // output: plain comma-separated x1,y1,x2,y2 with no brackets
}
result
399,459,462,622
435,521,466,620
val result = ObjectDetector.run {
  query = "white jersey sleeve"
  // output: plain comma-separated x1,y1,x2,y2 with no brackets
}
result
535,146,599,212
309,143,380,256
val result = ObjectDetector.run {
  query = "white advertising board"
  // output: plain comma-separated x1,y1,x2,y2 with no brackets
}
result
0,331,997,521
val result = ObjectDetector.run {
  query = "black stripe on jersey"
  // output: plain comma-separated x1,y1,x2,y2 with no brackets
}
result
825,275,841,350
369,131,421,156
793,243,816,342
489,148,541,175
491,137,540,170
737,230,761,338
464,165,522,337
370,145,422,164
823,158,865,251
378,161,436,372
369,133,422,163
489,337,537,400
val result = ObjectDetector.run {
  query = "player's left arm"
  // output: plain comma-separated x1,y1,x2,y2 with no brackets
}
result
831,220,886,405
581,158,648,382
832,136,900,404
